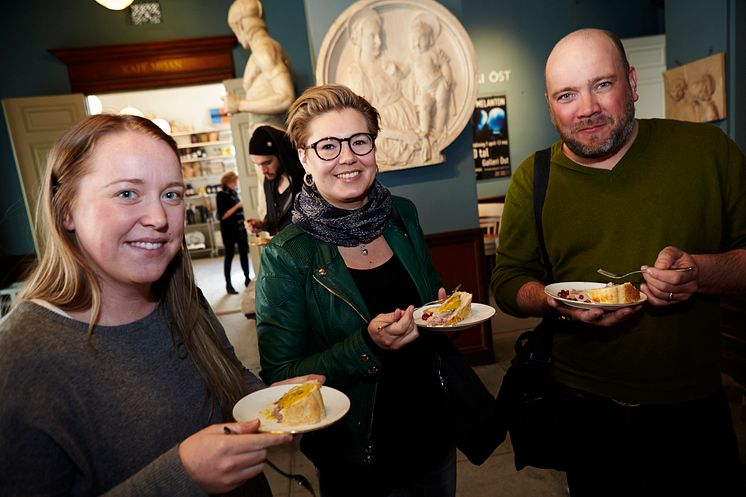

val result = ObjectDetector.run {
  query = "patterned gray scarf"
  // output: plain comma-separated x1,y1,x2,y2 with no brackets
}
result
291,180,392,246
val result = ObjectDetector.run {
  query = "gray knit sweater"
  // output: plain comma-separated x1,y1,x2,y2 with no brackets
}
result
0,300,268,496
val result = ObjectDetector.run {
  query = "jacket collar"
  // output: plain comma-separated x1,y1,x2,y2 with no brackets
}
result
308,220,430,321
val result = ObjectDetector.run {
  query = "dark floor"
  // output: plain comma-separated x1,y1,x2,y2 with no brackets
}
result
194,256,746,497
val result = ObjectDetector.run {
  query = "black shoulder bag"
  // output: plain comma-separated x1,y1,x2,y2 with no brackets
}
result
495,147,568,471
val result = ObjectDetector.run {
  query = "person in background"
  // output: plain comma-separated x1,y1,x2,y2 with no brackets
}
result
256,85,475,497
491,28,746,496
217,170,250,294
0,114,307,496
244,124,304,236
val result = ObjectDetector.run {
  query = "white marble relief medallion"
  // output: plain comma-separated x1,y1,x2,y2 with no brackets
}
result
316,0,477,171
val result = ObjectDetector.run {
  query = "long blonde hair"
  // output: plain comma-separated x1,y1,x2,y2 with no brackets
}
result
18,114,247,419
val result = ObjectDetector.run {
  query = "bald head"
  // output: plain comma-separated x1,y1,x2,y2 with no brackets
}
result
546,29,630,91
543,28,638,164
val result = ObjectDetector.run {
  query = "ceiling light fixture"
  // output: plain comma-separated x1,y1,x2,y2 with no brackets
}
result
95,0,135,10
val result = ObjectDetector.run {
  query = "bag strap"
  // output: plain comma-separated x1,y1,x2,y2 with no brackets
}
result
533,147,553,283
529,147,556,354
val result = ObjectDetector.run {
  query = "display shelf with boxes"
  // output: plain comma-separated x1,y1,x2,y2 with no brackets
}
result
173,126,235,257
173,125,236,183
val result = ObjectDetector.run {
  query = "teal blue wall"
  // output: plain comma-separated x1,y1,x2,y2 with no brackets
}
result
463,0,663,200
304,0,663,235
665,0,746,148
0,0,684,258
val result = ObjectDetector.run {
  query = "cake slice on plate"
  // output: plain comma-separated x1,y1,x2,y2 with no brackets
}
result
271,380,325,425
422,291,472,326
587,282,641,304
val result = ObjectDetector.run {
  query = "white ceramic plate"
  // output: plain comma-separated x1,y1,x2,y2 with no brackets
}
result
544,282,647,310
233,384,350,434
413,302,496,331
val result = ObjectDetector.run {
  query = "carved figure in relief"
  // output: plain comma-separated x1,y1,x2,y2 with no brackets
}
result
690,74,720,122
344,7,426,166
408,13,454,140
225,0,295,115
665,77,696,122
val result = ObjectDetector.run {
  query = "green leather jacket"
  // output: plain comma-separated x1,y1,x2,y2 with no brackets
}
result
256,196,443,467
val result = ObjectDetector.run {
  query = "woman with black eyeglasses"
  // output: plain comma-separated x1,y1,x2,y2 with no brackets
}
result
254,85,470,497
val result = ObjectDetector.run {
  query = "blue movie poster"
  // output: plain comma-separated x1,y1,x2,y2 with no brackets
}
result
472,95,511,179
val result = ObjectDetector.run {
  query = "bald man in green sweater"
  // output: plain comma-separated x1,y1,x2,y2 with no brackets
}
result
492,28,746,496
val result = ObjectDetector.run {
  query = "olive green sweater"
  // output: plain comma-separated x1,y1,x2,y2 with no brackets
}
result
491,119,746,404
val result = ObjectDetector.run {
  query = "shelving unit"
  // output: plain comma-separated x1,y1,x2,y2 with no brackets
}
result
174,126,236,258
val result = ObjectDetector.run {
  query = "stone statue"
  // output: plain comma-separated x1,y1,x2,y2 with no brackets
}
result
225,0,294,115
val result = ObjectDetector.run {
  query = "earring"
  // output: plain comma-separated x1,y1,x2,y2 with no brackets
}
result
304,173,314,187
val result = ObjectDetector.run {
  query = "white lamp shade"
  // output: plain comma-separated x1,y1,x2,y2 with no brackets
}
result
119,107,144,117
95,0,135,11
152,118,171,134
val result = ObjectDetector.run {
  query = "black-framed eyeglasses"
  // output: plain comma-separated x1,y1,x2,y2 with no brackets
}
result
303,133,376,161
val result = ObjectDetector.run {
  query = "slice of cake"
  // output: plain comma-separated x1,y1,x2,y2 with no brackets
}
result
271,380,325,425
422,291,472,326
587,282,641,304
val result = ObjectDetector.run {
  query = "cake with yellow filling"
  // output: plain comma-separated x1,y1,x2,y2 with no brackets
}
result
587,282,641,304
271,380,325,425
422,291,472,326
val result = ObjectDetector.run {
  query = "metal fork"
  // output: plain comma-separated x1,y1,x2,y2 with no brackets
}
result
597,266,695,279
223,426,316,496
377,284,463,331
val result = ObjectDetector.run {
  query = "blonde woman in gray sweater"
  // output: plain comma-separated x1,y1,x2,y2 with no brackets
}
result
0,114,313,496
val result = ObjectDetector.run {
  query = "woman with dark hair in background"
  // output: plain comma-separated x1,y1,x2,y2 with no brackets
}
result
217,170,250,294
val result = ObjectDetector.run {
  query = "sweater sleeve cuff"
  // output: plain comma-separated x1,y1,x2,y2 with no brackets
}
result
102,445,206,497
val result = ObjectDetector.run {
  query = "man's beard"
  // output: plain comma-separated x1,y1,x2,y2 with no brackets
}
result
554,96,636,159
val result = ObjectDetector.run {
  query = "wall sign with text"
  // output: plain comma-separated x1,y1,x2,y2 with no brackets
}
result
472,95,511,179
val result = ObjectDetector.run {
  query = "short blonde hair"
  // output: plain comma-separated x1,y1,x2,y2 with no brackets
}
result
286,84,381,149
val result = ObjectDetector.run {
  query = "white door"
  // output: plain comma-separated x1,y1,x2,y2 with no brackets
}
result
2,94,87,251
623,34,666,119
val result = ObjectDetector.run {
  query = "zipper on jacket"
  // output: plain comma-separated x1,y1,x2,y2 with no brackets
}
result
312,274,369,322
313,272,380,465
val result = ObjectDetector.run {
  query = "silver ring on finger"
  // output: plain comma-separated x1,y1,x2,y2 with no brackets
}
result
667,292,673,301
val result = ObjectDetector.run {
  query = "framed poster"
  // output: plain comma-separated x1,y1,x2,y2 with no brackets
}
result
472,95,511,179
